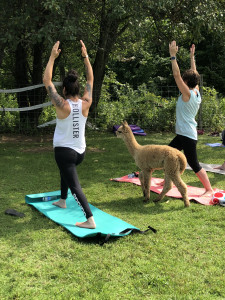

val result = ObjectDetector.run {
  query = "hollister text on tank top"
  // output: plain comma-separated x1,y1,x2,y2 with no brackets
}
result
53,99,87,154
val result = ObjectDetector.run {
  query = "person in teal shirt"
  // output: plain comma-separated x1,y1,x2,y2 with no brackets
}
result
168,41,213,196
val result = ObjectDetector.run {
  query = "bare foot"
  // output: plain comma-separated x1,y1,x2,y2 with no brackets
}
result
214,162,225,171
75,216,96,229
200,189,214,197
52,199,67,208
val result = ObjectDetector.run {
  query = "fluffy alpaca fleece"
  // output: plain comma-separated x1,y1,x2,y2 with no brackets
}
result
116,121,189,207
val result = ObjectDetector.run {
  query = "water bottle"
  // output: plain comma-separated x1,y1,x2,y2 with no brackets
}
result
42,196,60,202
128,172,138,178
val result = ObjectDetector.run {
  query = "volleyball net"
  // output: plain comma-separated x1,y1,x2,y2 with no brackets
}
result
0,77,206,134
0,82,62,132
0,82,182,133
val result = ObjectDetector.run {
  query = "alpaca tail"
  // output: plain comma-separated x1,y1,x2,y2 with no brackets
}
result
178,153,187,175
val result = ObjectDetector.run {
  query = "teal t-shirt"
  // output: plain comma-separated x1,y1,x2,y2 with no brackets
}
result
175,89,201,140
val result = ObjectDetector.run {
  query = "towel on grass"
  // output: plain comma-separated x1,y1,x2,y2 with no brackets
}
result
205,143,225,147
113,125,146,136
111,175,221,206
186,163,225,175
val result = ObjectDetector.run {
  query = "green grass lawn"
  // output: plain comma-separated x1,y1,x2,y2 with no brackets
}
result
0,130,225,300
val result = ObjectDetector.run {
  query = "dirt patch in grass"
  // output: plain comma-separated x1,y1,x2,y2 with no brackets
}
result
87,147,105,153
0,134,52,143
0,135,105,154
21,146,104,153
21,146,53,153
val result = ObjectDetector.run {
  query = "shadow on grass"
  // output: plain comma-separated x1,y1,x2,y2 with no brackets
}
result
2,193,168,246
95,194,186,217
1,204,57,238
1,203,145,246
2,208,149,246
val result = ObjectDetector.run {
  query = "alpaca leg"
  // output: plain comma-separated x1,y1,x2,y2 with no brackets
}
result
171,174,190,207
140,170,152,203
154,174,173,203
139,171,146,198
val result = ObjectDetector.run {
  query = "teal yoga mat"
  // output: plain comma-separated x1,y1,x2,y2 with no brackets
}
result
25,190,154,241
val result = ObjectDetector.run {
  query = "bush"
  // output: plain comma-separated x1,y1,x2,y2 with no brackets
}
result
96,76,177,132
0,78,224,134
38,105,56,125
96,74,225,133
199,87,225,132
0,93,19,133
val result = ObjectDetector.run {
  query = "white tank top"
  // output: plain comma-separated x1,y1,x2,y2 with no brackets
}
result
53,99,87,154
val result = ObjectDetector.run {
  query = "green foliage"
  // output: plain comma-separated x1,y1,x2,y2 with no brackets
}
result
96,74,225,133
200,87,225,132
96,83,176,132
0,94,19,133
39,105,56,125
0,0,225,134
1,83,225,134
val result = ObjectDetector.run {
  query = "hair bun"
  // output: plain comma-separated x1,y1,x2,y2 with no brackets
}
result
68,74,77,82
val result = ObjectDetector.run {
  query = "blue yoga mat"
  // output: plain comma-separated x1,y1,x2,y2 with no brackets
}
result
25,191,153,240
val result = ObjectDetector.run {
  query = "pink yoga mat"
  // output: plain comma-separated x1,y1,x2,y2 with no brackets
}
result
111,174,221,206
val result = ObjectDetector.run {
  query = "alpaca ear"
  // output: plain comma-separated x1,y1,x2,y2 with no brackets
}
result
123,120,128,126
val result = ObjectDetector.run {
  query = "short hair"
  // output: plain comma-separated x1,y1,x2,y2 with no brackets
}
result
182,69,200,88
63,70,80,97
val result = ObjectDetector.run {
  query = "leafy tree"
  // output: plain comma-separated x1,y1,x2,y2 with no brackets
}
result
0,0,80,128
0,0,225,131
107,0,225,96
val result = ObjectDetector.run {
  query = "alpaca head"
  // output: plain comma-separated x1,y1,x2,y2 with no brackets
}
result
116,121,131,139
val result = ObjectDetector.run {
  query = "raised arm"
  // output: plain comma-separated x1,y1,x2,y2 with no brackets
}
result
43,41,66,110
190,44,197,72
169,40,190,102
80,40,94,113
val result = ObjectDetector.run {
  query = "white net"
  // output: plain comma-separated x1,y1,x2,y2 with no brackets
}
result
0,82,62,132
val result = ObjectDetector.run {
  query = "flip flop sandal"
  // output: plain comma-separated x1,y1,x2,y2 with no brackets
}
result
5,209,25,218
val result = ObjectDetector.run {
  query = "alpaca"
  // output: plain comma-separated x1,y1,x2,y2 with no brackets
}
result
116,121,189,207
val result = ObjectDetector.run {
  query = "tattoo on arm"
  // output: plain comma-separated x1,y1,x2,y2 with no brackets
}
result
85,83,92,100
47,85,65,108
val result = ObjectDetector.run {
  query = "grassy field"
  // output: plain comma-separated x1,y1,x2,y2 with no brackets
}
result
0,130,225,300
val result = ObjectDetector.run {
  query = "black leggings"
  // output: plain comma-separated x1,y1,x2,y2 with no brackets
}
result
54,147,93,219
169,135,202,173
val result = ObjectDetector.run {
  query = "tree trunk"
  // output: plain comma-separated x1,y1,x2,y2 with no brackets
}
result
15,42,47,131
28,42,46,128
92,48,108,113
15,42,30,131
0,44,4,69
90,3,130,115
91,20,122,114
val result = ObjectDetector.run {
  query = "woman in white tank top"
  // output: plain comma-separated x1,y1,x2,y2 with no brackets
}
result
43,40,96,229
